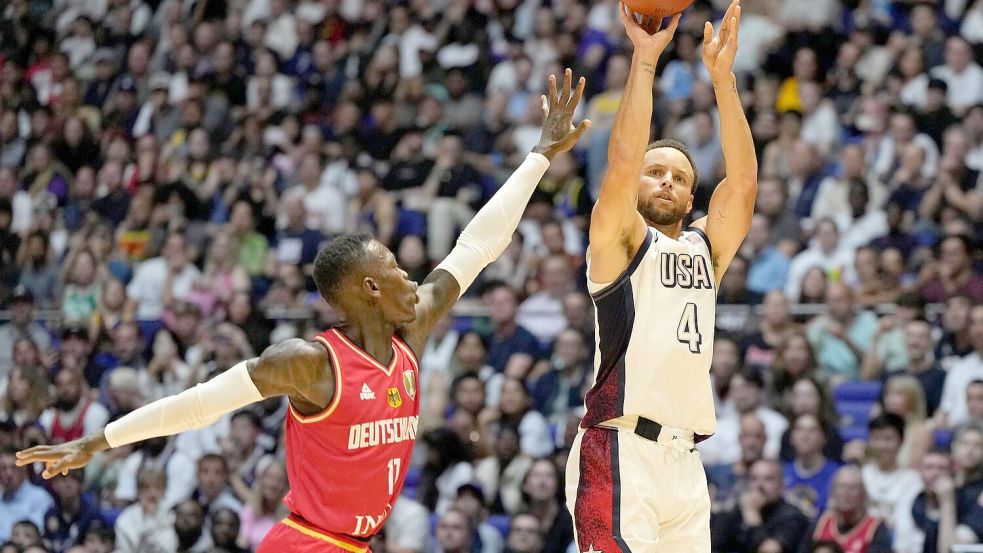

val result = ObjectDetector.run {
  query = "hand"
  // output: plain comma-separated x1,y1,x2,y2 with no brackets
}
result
877,315,897,334
532,69,592,160
739,488,766,513
825,320,846,339
618,3,681,58
16,436,103,479
702,0,741,82
933,474,955,501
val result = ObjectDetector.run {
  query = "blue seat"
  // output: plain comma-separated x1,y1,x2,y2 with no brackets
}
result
488,514,512,537
396,208,426,239
833,381,882,403
934,427,953,449
836,401,875,430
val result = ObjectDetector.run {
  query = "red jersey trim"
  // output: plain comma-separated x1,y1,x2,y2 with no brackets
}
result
281,516,368,552
331,329,399,376
392,335,419,372
288,336,344,424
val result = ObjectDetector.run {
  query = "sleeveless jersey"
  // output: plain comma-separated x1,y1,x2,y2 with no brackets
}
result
50,400,92,444
812,512,881,553
282,328,420,545
583,227,717,436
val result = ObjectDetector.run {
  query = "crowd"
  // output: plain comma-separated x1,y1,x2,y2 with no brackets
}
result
0,0,982,551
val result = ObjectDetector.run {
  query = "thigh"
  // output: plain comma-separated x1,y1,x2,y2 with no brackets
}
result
567,427,661,553
652,451,711,553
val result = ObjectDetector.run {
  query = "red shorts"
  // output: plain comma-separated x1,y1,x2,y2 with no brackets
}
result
257,516,371,553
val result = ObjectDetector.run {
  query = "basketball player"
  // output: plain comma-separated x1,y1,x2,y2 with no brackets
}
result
566,1,756,552
16,70,591,553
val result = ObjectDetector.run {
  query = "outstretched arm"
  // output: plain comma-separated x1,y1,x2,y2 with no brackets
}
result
689,0,758,286
16,339,329,479
588,6,680,285
400,70,591,354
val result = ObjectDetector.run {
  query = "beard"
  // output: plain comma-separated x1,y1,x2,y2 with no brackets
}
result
175,526,203,550
54,396,80,412
638,198,686,227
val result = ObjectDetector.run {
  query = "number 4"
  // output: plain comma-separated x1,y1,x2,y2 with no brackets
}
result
676,302,702,353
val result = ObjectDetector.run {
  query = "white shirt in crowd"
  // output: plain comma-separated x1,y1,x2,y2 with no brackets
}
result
938,352,983,427
697,406,789,465
126,257,201,320
861,463,922,528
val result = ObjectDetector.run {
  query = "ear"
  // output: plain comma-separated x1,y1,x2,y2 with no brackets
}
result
686,193,694,215
363,277,382,298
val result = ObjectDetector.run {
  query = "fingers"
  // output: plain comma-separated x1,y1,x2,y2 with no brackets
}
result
730,6,742,43
15,446,57,466
44,456,76,479
573,119,592,139
560,68,573,105
663,13,682,36
703,20,713,44
568,76,587,110
548,73,558,107
541,95,549,120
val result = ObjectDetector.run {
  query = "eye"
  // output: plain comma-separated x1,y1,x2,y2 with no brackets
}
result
650,168,664,177
674,175,683,183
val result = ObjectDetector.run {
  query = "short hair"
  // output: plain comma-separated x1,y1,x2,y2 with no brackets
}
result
968,379,983,389
313,233,375,305
734,366,765,390
646,138,699,188
198,453,228,472
868,412,906,440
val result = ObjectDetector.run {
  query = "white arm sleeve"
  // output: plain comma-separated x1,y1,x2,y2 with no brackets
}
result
434,152,550,297
104,360,264,448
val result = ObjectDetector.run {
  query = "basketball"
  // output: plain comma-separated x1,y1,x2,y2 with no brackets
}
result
624,0,694,18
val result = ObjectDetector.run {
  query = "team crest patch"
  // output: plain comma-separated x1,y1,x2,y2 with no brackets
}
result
387,387,402,408
402,370,417,401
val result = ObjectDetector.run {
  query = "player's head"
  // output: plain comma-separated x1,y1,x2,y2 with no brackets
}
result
637,140,698,227
313,233,419,323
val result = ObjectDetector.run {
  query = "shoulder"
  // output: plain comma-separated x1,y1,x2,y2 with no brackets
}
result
259,338,328,367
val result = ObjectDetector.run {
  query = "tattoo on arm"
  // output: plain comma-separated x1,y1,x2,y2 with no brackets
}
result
640,61,656,75
715,209,726,226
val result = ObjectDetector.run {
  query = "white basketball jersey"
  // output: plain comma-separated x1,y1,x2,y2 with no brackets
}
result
583,227,717,437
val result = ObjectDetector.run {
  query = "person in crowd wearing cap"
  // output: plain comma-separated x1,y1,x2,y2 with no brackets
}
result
453,483,505,553
42,469,104,553
0,286,52,380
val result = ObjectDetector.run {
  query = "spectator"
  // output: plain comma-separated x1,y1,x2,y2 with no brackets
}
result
192,454,242,515
807,283,878,383
238,458,288,550
938,305,983,428
8,521,41,549
221,410,270,503
919,235,983,304
880,376,936,469
474,423,534,516
482,282,540,374
113,468,175,553
170,499,212,552
115,436,196,513
209,508,245,553
125,232,202,322
42,469,102,553
504,513,544,553
423,133,483,261
531,329,590,424
384,496,429,553
0,365,50,429
700,367,788,465
517,255,574,346
768,331,818,411
434,508,475,553
0,287,52,378
929,36,983,115
777,377,843,463
706,413,767,514
799,466,891,553
784,413,841,520
39,368,110,445
519,458,572,553
968,380,983,425
860,413,921,527
453,484,504,553
712,459,810,553
419,428,474,515
935,295,975,369
482,378,553,460
743,216,792,297
784,219,853,304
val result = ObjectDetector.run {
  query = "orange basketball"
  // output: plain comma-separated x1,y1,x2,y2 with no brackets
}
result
624,0,694,18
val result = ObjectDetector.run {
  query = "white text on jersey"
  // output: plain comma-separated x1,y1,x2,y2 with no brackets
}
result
660,252,713,289
347,416,419,450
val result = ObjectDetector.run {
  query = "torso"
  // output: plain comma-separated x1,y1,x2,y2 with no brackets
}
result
813,512,881,553
282,328,420,540
583,227,717,435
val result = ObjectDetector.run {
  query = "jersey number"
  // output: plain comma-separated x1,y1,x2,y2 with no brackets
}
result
676,302,703,354
387,457,402,496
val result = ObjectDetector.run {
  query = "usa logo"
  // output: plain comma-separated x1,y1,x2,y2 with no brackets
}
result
402,370,417,401
386,387,402,409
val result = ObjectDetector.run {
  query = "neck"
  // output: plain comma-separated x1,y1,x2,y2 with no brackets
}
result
652,221,684,240
798,452,825,470
336,317,397,362
839,509,864,527
496,320,517,336
531,499,557,521
876,458,898,472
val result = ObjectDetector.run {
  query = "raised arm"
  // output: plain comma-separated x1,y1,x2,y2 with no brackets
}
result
689,0,758,285
16,339,329,479
400,70,591,354
588,6,680,284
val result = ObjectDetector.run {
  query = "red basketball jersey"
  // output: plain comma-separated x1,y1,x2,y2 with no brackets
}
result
812,512,881,553
282,328,420,545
